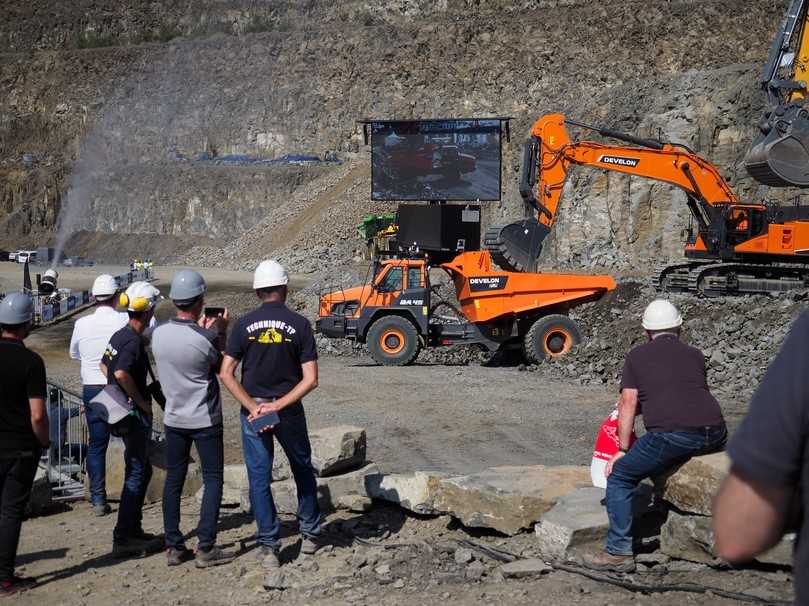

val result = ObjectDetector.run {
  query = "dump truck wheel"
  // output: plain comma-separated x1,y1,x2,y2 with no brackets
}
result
367,316,421,366
523,314,581,364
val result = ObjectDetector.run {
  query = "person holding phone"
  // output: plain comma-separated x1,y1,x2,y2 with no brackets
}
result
220,260,321,573
152,269,235,568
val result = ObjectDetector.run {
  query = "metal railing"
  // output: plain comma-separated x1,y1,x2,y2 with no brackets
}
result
46,383,87,501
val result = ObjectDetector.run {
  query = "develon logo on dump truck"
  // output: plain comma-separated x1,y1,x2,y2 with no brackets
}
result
598,155,640,168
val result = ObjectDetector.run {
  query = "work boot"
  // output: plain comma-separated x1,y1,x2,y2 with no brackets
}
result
112,536,162,559
0,576,36,597
581,550,636,573
255,545,281,569
131,528,160,542
166,546,194,567
195,546,236,569
92,503,112,517
300,535,321,556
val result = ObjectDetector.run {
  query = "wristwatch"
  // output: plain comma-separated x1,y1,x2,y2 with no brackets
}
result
619,446,629,453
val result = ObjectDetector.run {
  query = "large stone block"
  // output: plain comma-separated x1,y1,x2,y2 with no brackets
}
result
366,471,448,515
309,425,367,477
240,462,379,515
661,511,794,568
534,487,609,560
659,452,729,516
436,465,592,536
106,438,203,504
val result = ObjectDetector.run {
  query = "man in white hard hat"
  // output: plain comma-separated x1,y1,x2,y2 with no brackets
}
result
220,260,321,575
100,281,162,558
0,293,49,597
69,274,125,516
152,269,234,568
583,299,727,573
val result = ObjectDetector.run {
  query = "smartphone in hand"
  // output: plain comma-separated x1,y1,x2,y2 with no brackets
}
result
204,307,225,317
249,410,280,433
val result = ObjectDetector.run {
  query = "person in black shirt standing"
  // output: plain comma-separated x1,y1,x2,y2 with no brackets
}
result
583,300,727,573
0,293,49,597
100,282,162,558
220,260,320,574
714,312,809,605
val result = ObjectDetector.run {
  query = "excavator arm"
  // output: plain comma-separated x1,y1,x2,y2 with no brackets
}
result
745,0,809,186
486,113,739,272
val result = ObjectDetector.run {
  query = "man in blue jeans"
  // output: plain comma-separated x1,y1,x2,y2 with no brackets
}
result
69,274,126,516
100,281,163,558
220,260,320,573
152,269,234,568
583,300,727,573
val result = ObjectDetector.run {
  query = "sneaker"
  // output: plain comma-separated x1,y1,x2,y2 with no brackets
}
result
0,576,36,597
166,546,194,567
300,536,321,556
581,550,636,573
255,545,280,569
195,546,236,569
112,537,162,559
92,503,112,517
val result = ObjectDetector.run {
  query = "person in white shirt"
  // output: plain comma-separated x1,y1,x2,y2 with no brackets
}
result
69,274,127,516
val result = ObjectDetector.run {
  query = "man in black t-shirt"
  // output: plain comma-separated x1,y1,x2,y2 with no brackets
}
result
100,282,162,558
0,293,49,597
715,312,809,605
583,300,727,573
221,260,320,574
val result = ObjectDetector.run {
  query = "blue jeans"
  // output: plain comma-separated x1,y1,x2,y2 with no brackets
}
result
163,425,224,552
113,413,153,542
83,385,110,506
605,426,727,555
240,405,320,550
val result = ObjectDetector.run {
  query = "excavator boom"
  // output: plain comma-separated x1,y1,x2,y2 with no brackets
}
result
745,0,809,186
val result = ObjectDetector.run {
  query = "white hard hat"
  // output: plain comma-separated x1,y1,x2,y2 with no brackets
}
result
92,274,118,299
642,299,683,331
253,260,288,289
120,281,162,312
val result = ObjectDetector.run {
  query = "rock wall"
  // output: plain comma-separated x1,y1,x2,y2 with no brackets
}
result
0,0,803,264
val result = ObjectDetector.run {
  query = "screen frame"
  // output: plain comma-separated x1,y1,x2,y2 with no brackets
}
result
369,118,503,203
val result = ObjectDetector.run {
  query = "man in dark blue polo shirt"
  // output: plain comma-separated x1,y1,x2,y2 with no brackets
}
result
715,312,809,605
220,260,320,574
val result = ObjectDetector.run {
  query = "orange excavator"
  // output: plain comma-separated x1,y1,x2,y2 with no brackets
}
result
485,113,809,296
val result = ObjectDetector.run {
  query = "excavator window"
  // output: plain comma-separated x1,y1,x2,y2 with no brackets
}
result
376,267,403,293
407,267,423,289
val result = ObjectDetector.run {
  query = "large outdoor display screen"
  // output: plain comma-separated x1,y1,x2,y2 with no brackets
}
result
371,119,501,201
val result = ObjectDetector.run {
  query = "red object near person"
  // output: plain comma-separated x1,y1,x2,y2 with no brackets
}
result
591,403,637,488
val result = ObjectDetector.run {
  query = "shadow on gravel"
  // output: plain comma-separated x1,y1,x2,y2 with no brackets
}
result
17,548,68,565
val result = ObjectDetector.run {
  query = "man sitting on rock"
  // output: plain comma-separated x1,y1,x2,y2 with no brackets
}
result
583,299,727,573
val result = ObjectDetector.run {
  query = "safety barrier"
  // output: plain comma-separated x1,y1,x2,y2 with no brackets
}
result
46,382,88,501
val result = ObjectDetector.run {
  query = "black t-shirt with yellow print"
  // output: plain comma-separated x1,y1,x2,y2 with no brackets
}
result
226,302,318,400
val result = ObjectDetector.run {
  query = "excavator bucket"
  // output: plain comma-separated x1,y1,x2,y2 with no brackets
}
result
745,108,809,187
483,218,550,273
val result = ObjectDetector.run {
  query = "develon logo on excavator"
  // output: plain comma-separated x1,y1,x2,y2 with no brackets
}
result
598,155,640,168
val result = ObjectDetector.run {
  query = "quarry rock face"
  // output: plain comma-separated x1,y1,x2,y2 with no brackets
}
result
0,0,788,267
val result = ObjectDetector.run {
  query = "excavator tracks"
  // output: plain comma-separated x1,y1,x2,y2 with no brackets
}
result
655,261,809,296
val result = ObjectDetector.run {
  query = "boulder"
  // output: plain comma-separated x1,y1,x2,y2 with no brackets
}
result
659,511,721,565
106,438,203,504
309,425,367,476
534,487,609,560
196,484,242,506
435,465,592,535
240,462,379,514
366,471,447,515
661,511,794,568
337,494,372,512
659,452,729,515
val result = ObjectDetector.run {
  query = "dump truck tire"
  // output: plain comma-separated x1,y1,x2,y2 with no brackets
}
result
523,314,581,364
367,316,421,366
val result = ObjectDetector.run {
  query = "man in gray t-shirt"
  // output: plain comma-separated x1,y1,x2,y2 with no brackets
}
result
151,270,234,568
